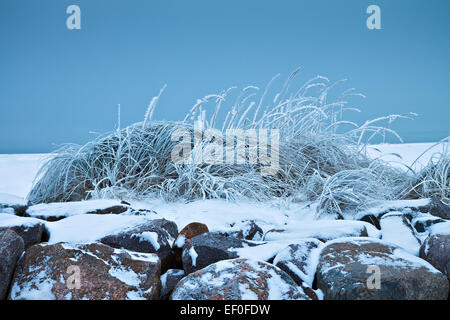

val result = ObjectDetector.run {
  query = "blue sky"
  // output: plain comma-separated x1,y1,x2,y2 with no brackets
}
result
0,0,449,153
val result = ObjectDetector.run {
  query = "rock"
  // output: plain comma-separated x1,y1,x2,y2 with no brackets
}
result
317,238,449,300
0,193,29,216
0,214,46,248
412,214,446,233
273,239,323,299
100,218,178,272
261,220,380,242
417,198,450,220
420,233,450,279
160,269,185,300
171,258,310,300
219,220,264,241
0,230,24,300
380,212,422,256
173,222,209,248
25,200,130,221
46,214,158,244
181,232,257,274
172,222,209,267
8,242,161,300
359,214,380,230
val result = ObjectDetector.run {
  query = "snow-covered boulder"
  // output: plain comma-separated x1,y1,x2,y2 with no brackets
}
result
273,239,324,299
420,232,450,280
261,220,380,242
357,198,450,220
218,220,264,241
316,237,449,300
25,200,130,221
100,218,178,272
46,214,158,243
181,232,258,274
160,269,185,300
9,242,161,300
412,214,447,233
417,198,450,220
171,258,310,300
0,230,24,300
0,193,28,216
380,212,422,256
0,214,46,248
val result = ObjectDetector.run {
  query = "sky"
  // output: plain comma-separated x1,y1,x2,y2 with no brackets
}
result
0,0,449,153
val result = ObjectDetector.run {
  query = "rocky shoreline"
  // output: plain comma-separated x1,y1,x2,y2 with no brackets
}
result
0,197,449,300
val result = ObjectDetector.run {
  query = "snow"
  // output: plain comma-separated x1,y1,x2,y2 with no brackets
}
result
271,239,324,286
46,214,152,243
9,269,56,300
26,199,126,219
0,213,44,229
132,231,160,250
347,198,431,220
322,237,442,274
174,234,186,248
0,154,49,198
188,246,198,267
367,142,447,170
0,193,27,206
429,221,450,235
108,265,141,287
380,212,421,256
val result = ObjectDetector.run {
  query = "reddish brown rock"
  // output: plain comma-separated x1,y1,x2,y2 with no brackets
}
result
172,222,209,266
8,242,161,300
420,233,450,280
317,238,449,300
100,218,178,272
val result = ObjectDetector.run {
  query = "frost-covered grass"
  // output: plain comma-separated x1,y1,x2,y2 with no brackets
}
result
26,69,449,216
406,139,450,204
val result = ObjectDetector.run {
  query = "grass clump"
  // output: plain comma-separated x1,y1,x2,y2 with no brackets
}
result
28,68,448,216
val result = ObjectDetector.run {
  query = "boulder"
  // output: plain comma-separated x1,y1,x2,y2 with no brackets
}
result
316,238,449,300
358,214,380,230
261,220,380,242
181,232,257,274
8,242,161,300
417,198,450,220
25,200,130,221
412,214,446,233
172,222,209,267
100,218,178,272
171,258,310,300
273,239,323,299
0,193,29,216
380,212,422,255
0,214,45,248
160,269,185,300
0,230,24,300
420,233,450,279
219,220,264,240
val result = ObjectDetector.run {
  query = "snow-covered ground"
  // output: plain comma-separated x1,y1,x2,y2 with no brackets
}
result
0,153,49,198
